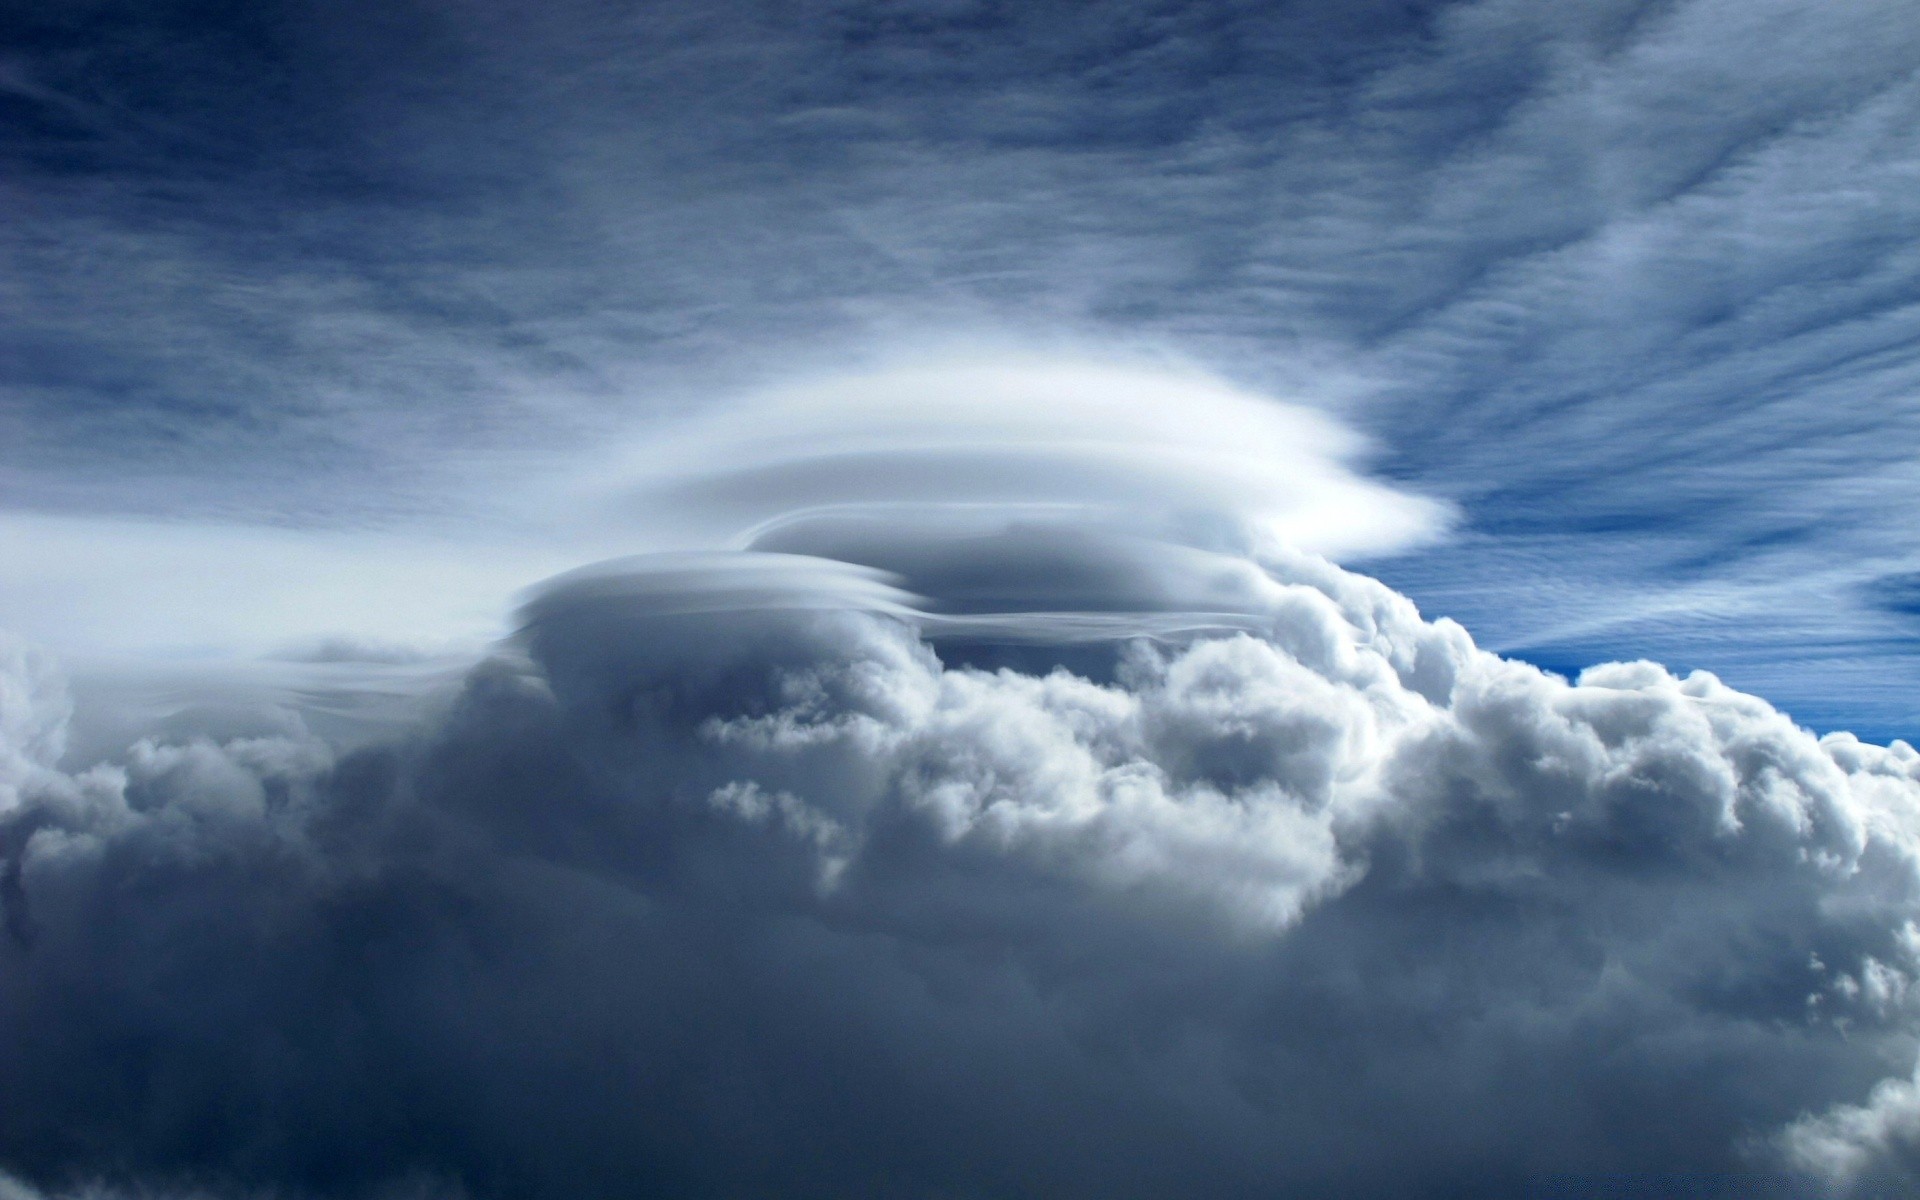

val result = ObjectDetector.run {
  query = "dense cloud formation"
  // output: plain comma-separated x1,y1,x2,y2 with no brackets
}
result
5,536,1920,1199
8,0,1920,1192
608,361,1450,561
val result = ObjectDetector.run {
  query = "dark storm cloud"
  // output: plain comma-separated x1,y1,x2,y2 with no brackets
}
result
6,535,1920,1198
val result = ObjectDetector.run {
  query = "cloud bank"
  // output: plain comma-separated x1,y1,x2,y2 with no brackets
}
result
4,346,1918,1197
6,526,1920,1196
8,0,1919,732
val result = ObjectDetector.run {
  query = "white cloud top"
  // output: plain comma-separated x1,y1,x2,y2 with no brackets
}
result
5,534,1920,1195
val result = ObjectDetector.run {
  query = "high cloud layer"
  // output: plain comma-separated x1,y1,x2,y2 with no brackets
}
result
6,537,1920,1198
8,0,1920,733
587,360,1449,561
8,0,1920,1191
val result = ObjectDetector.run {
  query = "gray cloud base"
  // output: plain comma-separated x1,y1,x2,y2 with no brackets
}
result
5,543,1920,1198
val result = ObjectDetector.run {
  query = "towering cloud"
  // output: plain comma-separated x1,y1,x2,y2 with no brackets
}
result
5,526,1920,1197
5,354,1920,1197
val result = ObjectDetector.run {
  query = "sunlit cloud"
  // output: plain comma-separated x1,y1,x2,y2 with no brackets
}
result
6,0,1920,1194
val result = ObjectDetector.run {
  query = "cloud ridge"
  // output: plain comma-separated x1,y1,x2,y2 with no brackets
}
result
5,536,1920,1196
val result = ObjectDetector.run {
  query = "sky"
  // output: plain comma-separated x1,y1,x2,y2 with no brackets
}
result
5,0,1919,734
7,1,1920,1197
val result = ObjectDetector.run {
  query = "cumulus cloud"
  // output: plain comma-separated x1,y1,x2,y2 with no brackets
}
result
7,2,1920,1191
1780,1061,1920,1195
0,637,67,812
6,530,1920,1197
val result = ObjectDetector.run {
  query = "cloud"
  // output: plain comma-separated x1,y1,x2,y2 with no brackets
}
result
5,532,1920,1197
0,513,572,661
1780,1060,1920,1195
0,638,67,811
0,353,1444,678
582,357,1450,559
5,0,1919,731
1285,0,1920,731
6,4,1920,1192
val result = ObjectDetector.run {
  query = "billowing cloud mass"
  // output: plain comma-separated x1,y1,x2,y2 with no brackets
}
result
1,339,1917,1200
7,520,1920,1197
6,0,1920,1193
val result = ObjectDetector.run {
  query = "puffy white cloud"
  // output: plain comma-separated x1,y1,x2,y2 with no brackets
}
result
8,0,1920,1192
6,538,1920,1196
0,637,68,812
1781,1058,1920,1194
584,359,1449,561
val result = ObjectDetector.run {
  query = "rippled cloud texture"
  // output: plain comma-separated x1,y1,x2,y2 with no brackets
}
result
7,0,1920,733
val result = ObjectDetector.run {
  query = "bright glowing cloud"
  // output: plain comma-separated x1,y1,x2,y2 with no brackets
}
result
0,356,1445,668
590,359,1449,560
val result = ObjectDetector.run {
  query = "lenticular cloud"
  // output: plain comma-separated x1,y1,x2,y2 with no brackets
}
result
5,526,1920,1198
3,361,1919,1197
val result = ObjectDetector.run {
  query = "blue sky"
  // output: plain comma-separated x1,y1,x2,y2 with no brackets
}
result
6,0,1920,736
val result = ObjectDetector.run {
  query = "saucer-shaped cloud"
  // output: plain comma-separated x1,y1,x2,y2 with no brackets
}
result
591,359,1451,560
